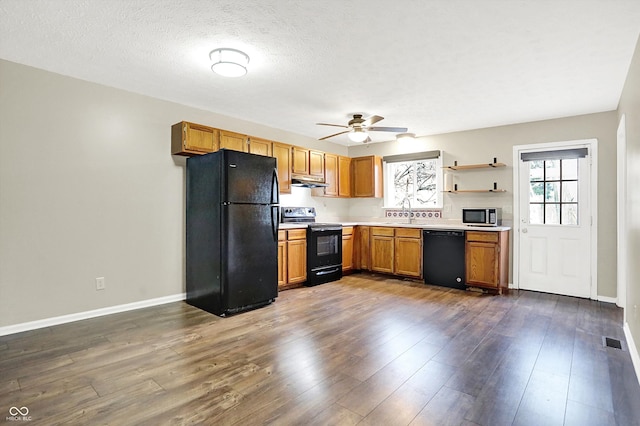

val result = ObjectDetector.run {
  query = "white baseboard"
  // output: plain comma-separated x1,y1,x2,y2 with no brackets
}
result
0,293,186,337
598,295,618,304
624,322,640,387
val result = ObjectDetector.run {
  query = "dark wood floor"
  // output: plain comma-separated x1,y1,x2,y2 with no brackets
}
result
1,273,639,425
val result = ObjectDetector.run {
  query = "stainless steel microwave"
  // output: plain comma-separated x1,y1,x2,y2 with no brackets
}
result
462,208,502,226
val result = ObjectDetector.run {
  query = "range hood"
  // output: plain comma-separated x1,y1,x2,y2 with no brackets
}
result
290,173,328,188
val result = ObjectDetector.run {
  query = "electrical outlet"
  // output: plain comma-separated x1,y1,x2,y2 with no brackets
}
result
96,277,105,291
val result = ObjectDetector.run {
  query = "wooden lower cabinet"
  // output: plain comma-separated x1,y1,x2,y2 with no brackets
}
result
355,226,370,270
394,228,422,278
278,228,307,290
367,226,422,278
277,231,287,288
370,227,395,274
465,230,509,294
342,226,354,272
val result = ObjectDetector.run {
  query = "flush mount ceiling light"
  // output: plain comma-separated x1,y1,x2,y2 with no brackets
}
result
209,48,249,77
396,132,416,142
348,128,369,143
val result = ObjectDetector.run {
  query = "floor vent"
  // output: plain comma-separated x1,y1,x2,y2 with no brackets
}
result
603,337,623,350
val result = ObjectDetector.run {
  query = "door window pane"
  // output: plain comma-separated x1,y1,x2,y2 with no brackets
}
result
545,204,560,225
530,204,544,224
545,160,560,180
562,159,578,180
529,182,544,202
529,161,544,181
562,204,578,225
527,157,579,225
562,181,578,202
545,182,560,202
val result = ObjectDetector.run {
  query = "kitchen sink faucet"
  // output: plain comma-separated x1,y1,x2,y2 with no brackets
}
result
401,195,413,224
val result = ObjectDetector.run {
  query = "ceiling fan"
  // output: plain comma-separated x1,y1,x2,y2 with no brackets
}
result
316,114,408,143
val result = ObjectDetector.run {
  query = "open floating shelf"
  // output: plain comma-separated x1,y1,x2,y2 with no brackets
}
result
444,189,507,193
444,182,507,193
443,158,506,171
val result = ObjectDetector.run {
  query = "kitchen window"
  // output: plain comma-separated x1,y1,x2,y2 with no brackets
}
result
383,151,442,208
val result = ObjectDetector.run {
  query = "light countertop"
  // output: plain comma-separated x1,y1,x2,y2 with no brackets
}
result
279,222,511,232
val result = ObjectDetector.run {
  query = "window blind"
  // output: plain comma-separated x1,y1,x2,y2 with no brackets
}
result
520,148,588,162
383,150,440,163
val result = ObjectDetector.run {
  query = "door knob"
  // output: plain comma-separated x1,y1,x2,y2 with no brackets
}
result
522,228,528,233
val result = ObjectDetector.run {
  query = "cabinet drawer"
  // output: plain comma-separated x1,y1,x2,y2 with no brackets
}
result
466,231,498,243
395,228,421,239
287,229,307,240
342,226,354,236
278,230,286,241
371,227,395,237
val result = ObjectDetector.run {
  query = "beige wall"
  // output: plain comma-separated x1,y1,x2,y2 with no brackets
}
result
618,35,640,361
0,59,348,327
348,111,619,298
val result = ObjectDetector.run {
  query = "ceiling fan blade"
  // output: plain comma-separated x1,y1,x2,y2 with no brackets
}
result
362,115,384,127
366,126,409,132
316,122,350,129
319,130,350,140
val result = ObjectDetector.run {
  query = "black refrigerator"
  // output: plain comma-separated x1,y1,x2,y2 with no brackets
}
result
186,149,279,316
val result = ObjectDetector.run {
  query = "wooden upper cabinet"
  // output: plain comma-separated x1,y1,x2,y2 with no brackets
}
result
219,130,248,152
352,155,383,198
272,142,292,194
338,156,352,197
323,153,339,197
248,137,272,156
171,121,219,155
292,146,310,174
309,150,325,177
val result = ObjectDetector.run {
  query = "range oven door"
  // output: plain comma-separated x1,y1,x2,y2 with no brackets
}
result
306,226,343,286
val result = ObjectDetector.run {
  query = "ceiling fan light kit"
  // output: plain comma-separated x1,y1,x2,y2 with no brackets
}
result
348,129,369,143
209,48,249,77
317,114,408,143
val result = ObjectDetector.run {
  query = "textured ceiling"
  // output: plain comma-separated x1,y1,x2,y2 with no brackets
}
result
1,0,639,145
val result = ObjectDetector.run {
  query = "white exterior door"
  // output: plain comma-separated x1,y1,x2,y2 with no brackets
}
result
515,142,595,298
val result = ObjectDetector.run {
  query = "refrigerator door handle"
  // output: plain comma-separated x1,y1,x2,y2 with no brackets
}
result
271,168,280,205
271,206,279,242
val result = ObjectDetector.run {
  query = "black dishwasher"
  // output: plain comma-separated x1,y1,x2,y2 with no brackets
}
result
422,230,466,290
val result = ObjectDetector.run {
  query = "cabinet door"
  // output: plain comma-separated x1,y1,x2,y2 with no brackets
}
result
292,146,309,175
352,155,383,198
309,150,325,177
172,121,218,155
395,237,422,278
324,153,339,197
277,240,287,289
356,226,370,270
272,142,291,194
249,137,272,156
338,156,352,197
287,239,307,284
371,235,394,274
219,130,248,152
465,241,499,287
342,233,354,272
